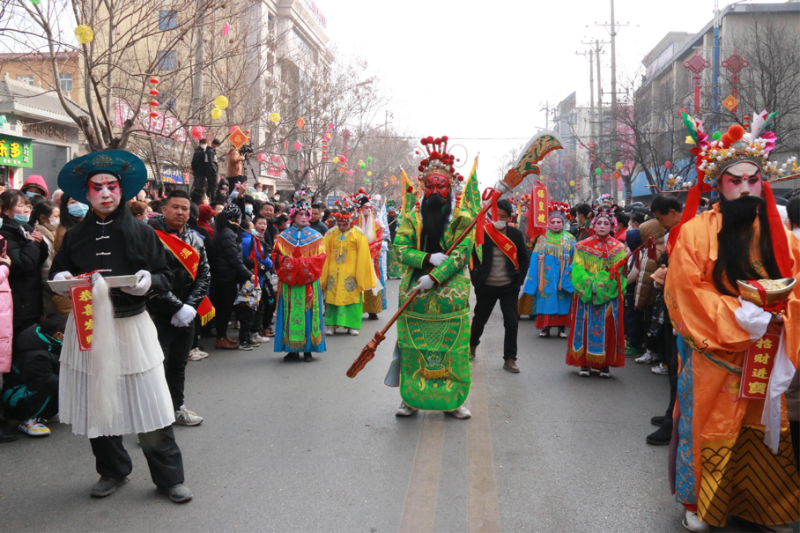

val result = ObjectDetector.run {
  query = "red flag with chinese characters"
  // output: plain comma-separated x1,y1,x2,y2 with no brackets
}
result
69,285,94,351
740,333,780,399
529,183,549,240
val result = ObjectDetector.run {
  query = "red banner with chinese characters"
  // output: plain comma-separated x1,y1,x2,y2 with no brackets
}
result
69,285,94,351
533,183,549,229
740,332,780,399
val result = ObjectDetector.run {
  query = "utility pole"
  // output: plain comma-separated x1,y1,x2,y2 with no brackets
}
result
595,1,630,201
191,0,205,117
539,101,556,130
577,48,596,200
384,110,393,135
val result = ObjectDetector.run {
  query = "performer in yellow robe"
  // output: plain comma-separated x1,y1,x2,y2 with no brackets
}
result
665,113,800,532
321,207,376,336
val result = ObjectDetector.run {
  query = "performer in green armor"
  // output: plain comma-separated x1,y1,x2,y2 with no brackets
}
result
384,136,475,418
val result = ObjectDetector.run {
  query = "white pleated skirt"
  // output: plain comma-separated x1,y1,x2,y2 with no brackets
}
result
60,311,175,438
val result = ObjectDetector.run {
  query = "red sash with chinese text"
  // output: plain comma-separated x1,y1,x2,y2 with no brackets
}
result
740,333,780,400
484,223,519,270
155,229,215,325
70,285,94,351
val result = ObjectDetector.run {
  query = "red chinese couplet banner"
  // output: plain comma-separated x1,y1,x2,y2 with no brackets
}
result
740,332,780,399
69,285,94,351
532,184,549,228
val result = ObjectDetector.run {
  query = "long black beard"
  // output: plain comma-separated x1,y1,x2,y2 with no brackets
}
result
712,195,782,296
420,194,452,254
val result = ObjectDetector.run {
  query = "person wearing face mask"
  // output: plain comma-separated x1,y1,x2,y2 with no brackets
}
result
2,314,66,437
20,175,49,199
30,200,60,315
521,201,576,340
0,190,49,335
468,198,530,374
50,193,89,316
566,194,627,379
50,150,192,503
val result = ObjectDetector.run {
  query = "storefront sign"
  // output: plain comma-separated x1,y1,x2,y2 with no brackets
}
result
161,167,184,184
22,122,70,143
0,134,33,168
327,196,341,207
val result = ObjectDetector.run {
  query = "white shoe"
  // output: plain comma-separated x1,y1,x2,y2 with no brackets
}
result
635,350,657,365
395,401,417,417
652,363,669,375
348,328,360,336
579,367,591,377
188,348,209,361
682,510,710,533
325,328,335,336
174,407,203,426
18,418,50,437
448,405,472,419
251,333,270,343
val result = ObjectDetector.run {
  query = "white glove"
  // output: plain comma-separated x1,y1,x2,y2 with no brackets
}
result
171,304,197,328
428,253,448,267
52,271,73,296
734,296,772,341
121,270,152,296
412,274,435,292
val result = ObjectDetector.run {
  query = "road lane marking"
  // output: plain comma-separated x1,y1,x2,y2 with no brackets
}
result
467,355,502,533
398,413,446,533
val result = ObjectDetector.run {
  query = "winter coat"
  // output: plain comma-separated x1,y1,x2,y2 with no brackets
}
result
6,324,61,398
0,216,48,328
38,224,56,316
146,214,212,321
210,223,252,283
626,218,666,309
227,147,244,178
51,224,72,315
0,239,12,372
309,220,328,236
242,231,273,285
20,175,50,198
469,225,530,288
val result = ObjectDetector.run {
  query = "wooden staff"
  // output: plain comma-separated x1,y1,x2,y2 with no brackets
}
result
346,199,495,378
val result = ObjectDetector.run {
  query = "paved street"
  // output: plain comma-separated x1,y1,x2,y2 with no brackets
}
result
0,280,785,532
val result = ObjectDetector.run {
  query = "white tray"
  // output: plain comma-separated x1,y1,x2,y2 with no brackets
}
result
48,275,139,292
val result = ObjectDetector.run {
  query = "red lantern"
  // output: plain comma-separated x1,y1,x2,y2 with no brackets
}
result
149,89,159,97
664,161,673,170
245,130,251,134
149,77,159,85
602,175,609,181
149,100,159,107
190,125,204,140
149,111,158,118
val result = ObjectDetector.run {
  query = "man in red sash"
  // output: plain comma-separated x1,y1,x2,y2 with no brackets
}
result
468,199,530,373
148,190,212,426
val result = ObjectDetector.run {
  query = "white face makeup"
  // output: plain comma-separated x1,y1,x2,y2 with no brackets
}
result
86,173,122,215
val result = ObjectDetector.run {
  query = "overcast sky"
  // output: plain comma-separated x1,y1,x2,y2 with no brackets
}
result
324,0,776,186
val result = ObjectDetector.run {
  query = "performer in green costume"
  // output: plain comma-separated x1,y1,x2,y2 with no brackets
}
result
384,136,475,418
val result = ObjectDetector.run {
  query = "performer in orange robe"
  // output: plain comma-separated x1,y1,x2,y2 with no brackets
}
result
665,114,800,532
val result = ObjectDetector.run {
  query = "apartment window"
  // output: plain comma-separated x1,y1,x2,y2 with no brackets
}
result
59,73,73,92
159,10,177,30
157,51,177,71
17,74,34,85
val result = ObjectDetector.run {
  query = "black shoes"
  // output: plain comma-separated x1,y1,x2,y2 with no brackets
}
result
368,313,379,320
646,424,673,445
0,425,19,443
90,476,129,498
651,415,666,427
283,352,300,362
303,352,313,362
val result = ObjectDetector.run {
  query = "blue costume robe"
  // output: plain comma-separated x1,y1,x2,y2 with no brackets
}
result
523,230,576,324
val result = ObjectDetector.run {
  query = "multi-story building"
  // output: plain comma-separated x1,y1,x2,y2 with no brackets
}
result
0,52,82,104
631,2,800,199
550,92,595,203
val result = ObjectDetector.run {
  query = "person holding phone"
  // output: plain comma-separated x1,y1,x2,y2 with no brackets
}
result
0,190,48,335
